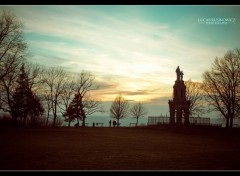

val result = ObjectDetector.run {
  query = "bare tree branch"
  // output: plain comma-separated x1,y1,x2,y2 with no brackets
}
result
130,101,148,126
110,94,129,127
185,79,205,117
202,48,240,128
65,70,102,127
0,11,27,80
43,66,67,127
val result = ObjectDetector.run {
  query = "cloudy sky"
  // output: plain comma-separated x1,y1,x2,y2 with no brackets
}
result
1,5,240,117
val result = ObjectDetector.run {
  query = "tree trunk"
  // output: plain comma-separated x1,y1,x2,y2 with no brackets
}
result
226,117,229,128
82,115,86,127
82,119,85,127
52,113,56,127
46,110,49,127
68,117,71,127
52,102,57,127
117,118,119,127
229,115,234,128
136,118,138,127
81,108,86,127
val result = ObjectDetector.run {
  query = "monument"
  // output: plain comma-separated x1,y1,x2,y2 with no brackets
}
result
168,66,191,126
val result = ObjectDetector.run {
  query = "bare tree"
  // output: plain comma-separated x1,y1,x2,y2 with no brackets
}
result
202,48,240,128
130,101,148,127
44,66,67,127
11,64,44,126
31,64,52,127
24,62,45,91
58,78,75,127
73,71,103,127
0,11,27,118
0,62,21,119
0,12,53,126
0,61,46,121
0,83,4,109
185,79,205,117
0,11,27,80
237,86,240,116
42,89,52,127
110,94,129,127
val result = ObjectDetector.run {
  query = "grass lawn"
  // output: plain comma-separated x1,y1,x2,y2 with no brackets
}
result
0,126,240,171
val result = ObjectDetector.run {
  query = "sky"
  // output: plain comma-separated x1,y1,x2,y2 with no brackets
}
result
1,5,240,121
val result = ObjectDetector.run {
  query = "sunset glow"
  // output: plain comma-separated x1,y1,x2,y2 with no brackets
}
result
1,5,240,115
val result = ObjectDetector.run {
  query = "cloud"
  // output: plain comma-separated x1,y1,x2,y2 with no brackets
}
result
149,96,172,104
94,80,118,90
1,6,233,103
12,7,228,73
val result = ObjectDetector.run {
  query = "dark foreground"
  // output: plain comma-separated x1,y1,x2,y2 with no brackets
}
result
0,126,240,171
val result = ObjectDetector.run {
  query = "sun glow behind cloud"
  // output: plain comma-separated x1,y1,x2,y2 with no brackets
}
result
1,5,240,105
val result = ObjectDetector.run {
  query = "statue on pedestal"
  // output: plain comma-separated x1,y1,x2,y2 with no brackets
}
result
176,66,184,81
180,71,184,81
176,66,180,81
169,66,190,126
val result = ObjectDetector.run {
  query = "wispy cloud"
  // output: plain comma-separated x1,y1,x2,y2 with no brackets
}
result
0,5,235,104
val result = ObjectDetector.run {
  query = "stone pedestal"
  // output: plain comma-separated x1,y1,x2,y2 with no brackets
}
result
168,66,191,126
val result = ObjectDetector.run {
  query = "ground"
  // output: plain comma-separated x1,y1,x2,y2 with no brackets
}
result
0,126,240,171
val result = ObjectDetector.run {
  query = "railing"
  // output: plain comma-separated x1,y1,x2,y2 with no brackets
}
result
129,123,137,126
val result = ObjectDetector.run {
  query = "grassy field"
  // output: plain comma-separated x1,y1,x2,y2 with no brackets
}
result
0,126,240,171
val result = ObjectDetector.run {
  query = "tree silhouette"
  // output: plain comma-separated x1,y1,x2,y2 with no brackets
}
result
12,64,44,126
64,93,82,127
0,11,27,80
202,48,240,128
74,71,103,127
24,62,45,91
130,102,148,127
62,105,76,127
59,79,75,127
0,11,27,118
44,66,66,127
42,89,52,127
185,79,205,117
110,94,129,127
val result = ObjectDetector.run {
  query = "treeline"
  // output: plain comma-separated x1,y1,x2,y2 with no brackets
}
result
0,11,104,127
0,11,147,128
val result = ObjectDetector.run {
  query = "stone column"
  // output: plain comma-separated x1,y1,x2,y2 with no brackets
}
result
169,107,175,125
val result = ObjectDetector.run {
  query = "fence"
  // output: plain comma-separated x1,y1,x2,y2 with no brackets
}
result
148,116,211,126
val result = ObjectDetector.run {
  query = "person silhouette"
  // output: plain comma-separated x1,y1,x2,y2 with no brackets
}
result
113,120,117,127
109,120,112,127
